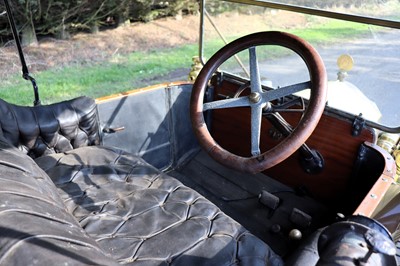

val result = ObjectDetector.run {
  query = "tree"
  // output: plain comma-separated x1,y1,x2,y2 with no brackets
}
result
0,0,199,45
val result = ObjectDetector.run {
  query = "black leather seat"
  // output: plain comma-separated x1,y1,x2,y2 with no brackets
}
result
0,96,99,158
0,97,283,265
35,145,282,265
0,138,118,265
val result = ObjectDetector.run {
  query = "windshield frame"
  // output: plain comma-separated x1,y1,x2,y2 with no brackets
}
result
198,0,400,133
222,0,400,28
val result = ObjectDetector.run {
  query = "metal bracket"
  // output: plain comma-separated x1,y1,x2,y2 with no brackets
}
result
352,114,365,137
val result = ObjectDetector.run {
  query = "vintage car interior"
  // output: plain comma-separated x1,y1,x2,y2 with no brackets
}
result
1,0,400,265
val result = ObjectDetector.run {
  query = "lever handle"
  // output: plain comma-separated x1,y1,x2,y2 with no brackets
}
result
102,126,125,133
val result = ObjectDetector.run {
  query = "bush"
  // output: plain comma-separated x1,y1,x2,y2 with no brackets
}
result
0,0,199,45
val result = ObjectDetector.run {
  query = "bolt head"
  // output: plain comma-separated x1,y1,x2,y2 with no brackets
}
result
249,92,261,103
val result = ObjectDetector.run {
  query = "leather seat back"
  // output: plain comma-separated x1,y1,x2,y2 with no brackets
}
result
0,96,100,158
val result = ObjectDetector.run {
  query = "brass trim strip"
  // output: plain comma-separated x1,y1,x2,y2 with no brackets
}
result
95,81,192,103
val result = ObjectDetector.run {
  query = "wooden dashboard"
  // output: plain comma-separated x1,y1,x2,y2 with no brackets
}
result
210,77,380,212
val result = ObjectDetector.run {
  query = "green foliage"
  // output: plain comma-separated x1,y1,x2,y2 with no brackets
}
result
206,1,236,15
0,0,199,44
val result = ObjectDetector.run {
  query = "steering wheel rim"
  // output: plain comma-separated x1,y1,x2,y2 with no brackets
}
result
190,31,327,174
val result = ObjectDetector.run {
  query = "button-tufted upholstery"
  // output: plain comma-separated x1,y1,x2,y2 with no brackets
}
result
0,97,283,265
35,146,282,265
0,96,100,158
0,137,119,265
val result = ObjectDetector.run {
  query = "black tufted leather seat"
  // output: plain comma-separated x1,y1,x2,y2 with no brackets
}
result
0,97,283,265
35,146,282,265
0,138,119,265
0,96,100,158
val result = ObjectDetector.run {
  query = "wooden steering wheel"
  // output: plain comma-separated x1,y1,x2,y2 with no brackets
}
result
190,31,327,174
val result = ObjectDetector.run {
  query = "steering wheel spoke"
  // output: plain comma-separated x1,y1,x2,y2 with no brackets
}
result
251,105,263,156
249,47,263,94
203,96,251,111
262,81,311,102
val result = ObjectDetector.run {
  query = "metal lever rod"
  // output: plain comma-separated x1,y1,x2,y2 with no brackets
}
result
3,0,40,106
265,113,324,174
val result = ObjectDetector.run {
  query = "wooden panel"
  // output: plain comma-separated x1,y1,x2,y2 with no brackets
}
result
211,80,375,207
354,143,396,217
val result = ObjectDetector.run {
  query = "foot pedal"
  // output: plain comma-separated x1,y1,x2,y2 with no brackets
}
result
258,190,280,210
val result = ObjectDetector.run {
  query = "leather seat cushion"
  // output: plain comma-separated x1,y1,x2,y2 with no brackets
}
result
0,138,118,265
35,146,282,265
